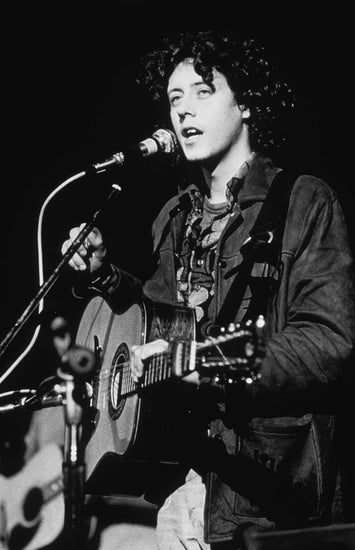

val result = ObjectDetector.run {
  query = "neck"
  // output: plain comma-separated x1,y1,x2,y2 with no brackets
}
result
202,142,253,204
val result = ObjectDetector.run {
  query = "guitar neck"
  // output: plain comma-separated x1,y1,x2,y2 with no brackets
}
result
117,319,265,398
41,476,63,504
121,341,196,397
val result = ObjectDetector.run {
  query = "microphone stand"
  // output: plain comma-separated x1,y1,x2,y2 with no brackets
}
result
0,346,95,548
0,172,120,546
54,343,96,549
56,370,87,549
0,178,121,372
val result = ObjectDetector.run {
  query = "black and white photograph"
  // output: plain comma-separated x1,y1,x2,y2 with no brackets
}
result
0,2,354,549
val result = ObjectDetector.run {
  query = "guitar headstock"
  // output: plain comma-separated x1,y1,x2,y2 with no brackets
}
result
196,315,266,385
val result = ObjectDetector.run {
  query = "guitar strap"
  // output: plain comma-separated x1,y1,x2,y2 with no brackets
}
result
215,168,299,328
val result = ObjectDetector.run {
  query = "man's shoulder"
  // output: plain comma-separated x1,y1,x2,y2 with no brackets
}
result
291,173,338,202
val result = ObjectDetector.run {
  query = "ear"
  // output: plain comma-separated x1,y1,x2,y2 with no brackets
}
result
241,106,251,119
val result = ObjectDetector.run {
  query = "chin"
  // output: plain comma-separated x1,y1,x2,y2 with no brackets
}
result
184,153,202,163
185,150,221,170
183,148,211,164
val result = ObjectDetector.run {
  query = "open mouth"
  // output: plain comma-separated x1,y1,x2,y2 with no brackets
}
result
181,127,203,140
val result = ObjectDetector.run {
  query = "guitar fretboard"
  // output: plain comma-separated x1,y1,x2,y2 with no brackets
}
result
107,324,262,401
120,340,196,397
42,476,63,504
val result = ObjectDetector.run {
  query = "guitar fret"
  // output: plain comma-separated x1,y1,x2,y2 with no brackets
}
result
152,359,157,384
156,355,160,382
158,355,163,381
143,353,167,388
153,359,157,383
154,355,161,382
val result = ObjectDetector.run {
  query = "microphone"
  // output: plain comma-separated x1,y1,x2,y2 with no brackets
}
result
60,345,96,379
22,392,64,411
91,128,178,172
17,377,64,411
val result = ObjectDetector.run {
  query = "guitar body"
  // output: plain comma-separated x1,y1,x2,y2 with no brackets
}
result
75,295,195,495
0,443,64,550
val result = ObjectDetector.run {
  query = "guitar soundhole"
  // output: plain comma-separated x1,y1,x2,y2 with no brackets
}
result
108,343,128,420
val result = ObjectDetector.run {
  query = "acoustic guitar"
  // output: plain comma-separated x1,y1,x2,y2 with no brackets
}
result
0,443,64,550
75,296,264,495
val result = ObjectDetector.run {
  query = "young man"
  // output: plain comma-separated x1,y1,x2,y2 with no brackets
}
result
61,31,355,549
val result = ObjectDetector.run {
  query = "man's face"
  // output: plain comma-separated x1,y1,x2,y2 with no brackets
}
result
167,60,250,169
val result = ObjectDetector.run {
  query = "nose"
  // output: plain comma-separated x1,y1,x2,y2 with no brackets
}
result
176,94,196,121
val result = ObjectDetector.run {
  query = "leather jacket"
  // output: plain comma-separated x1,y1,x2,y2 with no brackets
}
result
101,155,355,543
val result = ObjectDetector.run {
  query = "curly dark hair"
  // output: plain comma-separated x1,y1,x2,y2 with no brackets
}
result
137,30,296,152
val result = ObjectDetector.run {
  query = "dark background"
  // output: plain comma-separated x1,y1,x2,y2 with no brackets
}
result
0,2,353,467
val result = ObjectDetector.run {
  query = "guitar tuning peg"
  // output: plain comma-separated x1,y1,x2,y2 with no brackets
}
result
227,323,236,333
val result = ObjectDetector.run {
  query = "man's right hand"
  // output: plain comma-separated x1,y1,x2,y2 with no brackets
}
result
61,224,107,274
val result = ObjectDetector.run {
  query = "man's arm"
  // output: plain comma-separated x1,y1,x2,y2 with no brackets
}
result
61,224,143,308
245,180,355,417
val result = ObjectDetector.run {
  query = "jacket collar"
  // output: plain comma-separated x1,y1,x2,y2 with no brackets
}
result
177,155,279,211
230,155,278,207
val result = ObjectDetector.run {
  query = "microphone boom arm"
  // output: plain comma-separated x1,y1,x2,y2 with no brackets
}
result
0,181,122,377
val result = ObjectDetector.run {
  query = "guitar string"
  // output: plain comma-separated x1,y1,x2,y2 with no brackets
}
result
91,360,172,384
90,355,241,380
90,333,252,380
89,355,250,387
89,356,174,394
89,331,250,379
88,332,253,394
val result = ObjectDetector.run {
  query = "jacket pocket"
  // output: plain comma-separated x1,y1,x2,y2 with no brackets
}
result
234,414,322,523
